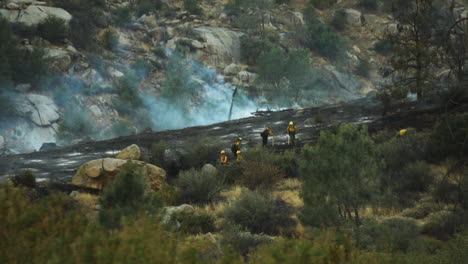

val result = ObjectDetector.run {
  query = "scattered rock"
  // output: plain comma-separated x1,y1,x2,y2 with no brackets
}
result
223,63,241,76
39,142,57,151
6,3,20,9
201,164,217,175
116,144,141,160
72,158,166,191
161,204,195,227
108,67,124,79
44,48,71,72
15,83,32,93
344,9,362,26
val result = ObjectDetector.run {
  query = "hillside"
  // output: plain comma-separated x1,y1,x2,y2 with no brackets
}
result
4,0,463,153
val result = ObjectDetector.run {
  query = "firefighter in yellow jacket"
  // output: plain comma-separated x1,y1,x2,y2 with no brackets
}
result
220,150,228,165
287,121,298,146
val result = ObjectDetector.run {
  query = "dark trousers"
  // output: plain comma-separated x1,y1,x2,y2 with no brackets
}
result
262,136,268,147
288,132,296,146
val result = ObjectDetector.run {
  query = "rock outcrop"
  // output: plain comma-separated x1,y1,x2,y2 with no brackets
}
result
116,144,141,160
0,5,72,27
161,204,195,228
192,27,243,66
72,157,166,191
344,9,362,26
15,93,60,127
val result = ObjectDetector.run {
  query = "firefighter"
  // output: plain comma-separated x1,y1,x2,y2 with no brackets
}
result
231,137,242,158
220,150,228,165
399,129,407,136
287,121,298,146
236,150,242,161
260,127,273,147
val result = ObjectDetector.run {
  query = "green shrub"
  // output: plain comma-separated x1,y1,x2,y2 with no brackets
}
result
300,125,380,232
377,130,430,204
56,104,96,141
99,162,158,229
151,140,169,168
304,13,348,60
114,6,133,25
401,201,436,219
361,217,420,252
0,186,88,264
356,59,371,78
430,114,468,160
176,169,224,204
422,210,465,240
11,170,36,188
331,10,347,31
217,162,244,185
136,0,162,16
116,73,142,108
69,14,98,50
153,45,167,58
180,212,216,234
374,39,393,55
401,161,433,192
309,0,337,10
240,35,275,65
184,0,202,15
221,224,272,256
224,190,296,235
37,16,68,43
240,161,284,190
105,119,135,138
181,138,223,169
131,58,151,79
358,0,378,10
102,29,118,51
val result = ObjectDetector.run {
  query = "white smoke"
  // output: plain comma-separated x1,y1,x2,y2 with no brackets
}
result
142,56,258,130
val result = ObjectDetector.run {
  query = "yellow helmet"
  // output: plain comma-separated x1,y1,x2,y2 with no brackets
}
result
220,150,225,154
236,150,241,154
238,137,242,141
289,121,294,125
399,129,407,136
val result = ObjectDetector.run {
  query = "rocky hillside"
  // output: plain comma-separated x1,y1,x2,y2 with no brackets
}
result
0,0,466,154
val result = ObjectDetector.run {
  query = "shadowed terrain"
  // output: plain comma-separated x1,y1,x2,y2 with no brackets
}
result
0,98,449,181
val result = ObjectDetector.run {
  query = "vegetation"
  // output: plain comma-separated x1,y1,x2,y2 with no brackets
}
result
331,10,347,32
136,0,162,16
224,190,296,235
10,170,36,188
184,0,203,15
308,0,336,10
37,16,69,43
300,125,381,242
99,161,159,229
176,168,224,204
299,5,348,61
102,29,118,51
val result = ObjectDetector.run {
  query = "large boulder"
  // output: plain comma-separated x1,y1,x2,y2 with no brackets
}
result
201,164,217,175
0,5,72,27
44,48,72,72
344,9,362,26
15,93,60,126
116,144,141,160
161,204,195,227
223,63,241,76
191,26,243,66
72,158,166,191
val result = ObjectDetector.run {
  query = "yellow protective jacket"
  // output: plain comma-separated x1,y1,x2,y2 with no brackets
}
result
287,125,297,133
220,155,228,165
